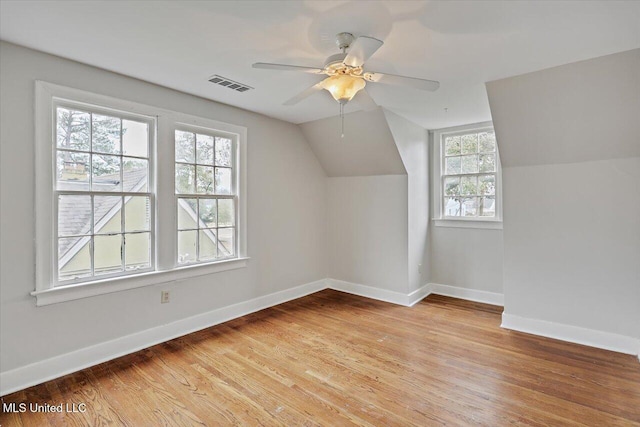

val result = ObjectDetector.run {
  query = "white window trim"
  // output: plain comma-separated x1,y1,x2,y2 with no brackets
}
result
431,121,503,230
34,81,248,306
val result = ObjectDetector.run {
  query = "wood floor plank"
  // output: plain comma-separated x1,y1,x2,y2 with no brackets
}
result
2,290,639,426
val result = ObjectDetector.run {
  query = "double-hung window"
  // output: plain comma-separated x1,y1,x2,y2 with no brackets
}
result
34,82,247,306
54,102,154,284
174,127,237,265
433,122,502,228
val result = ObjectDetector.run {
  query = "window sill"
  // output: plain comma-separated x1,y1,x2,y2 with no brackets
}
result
31,257,250,306
433,218,503,230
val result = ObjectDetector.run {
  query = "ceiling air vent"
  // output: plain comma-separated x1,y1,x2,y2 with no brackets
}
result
208,75,253,93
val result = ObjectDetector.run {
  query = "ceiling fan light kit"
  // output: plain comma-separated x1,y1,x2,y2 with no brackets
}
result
253,32,440,136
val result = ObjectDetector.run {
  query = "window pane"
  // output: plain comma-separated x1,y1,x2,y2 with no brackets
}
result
479,154,496,173
122,120,148,158
460,155,478,174
196,134,214,165
444,136,460,156
125,196,150,232
92,114,121,155
175,164,195,194
177,230,197,264
478,131,496,153
444,177,460,196
175,131,195,163
480,197,496,217
215,137,232,166
215,168,232,194
217,228,235,258
198,229,217,261
56,151,90,191
94,196,122,234
123,157,148,192
196,166,215,194
445,156,461,175
177,198,197,230
125,232,150,270
479,175,496,195
92,154,122,192
58,195,91,236
460,176,477,196
94,234,123,275
217,199,235,227
443,197,461,217
461,197,478,217
199,199,217,228
58,237,91,281
57,108,90,151
461,134,478,154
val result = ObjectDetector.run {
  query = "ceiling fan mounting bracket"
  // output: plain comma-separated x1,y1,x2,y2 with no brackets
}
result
335,32,355,52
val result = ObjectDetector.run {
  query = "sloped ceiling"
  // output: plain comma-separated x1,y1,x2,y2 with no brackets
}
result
299,108,405,177
1,1,639,129
487,49,640,167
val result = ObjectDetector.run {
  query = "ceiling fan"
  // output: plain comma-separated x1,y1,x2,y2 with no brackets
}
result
253,32,440,111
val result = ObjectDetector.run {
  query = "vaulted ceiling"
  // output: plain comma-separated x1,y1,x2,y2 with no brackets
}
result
1,1,639,129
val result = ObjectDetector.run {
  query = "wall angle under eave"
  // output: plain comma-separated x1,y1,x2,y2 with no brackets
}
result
298,108,407,177
486,48,640,168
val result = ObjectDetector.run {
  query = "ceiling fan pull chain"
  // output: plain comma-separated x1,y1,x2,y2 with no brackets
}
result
340,103,345,139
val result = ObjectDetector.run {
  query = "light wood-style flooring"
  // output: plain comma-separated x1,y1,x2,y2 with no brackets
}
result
1,290,639,426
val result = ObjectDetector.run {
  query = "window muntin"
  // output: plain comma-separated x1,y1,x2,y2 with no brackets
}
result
54,102,154,284
441,129,497,218
175,129,237,265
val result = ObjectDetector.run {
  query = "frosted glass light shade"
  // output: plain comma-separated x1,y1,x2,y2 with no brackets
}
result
321,75,366,104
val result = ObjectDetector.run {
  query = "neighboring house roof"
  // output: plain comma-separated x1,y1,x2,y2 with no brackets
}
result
58,167,147,267
59,167,230,270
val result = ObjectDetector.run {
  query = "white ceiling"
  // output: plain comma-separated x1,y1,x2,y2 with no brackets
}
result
1,1,639,129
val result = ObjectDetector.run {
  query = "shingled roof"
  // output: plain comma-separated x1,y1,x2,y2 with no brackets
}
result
58,167,148,267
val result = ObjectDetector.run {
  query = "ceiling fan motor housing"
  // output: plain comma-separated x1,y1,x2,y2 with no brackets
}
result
335,32,355,51
324,53,348,71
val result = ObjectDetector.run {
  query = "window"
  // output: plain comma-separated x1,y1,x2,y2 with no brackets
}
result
54,102,154,284
174,128,237,265
35,82,247,305
433,122,502,228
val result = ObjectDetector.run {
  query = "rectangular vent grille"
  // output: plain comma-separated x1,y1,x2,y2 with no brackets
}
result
208,75,253,93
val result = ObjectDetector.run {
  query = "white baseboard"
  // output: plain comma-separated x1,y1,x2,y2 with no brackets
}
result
501,313,639,356
5,278,634,396
428,282,504,306
0,279,326,397
327,279,431,307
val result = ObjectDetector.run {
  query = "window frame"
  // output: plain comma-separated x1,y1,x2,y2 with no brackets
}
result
173,124,239,266
431,122,503,229
34,81,248,306
52,99,157,285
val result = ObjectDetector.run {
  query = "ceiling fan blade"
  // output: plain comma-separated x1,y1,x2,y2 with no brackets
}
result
365,72,440,91
343,36,384,67
283,81,325,105
355,89,378,111
253,62,324,74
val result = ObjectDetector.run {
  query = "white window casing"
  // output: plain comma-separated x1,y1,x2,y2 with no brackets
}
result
431,121,503,229
34,81,248,305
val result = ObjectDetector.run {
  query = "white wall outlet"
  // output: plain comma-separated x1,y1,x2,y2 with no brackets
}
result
161,290,170,304
418,264,422,274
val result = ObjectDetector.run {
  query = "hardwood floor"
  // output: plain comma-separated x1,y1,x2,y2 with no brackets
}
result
2,290,639,426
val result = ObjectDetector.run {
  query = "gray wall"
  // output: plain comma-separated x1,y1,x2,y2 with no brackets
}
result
326,175,409,293
383,110,430,293
487,49,640,339
430,227,504,293
0,42,328,373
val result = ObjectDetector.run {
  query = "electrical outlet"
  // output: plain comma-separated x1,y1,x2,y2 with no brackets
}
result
161,290,170,304
418,264,422,274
